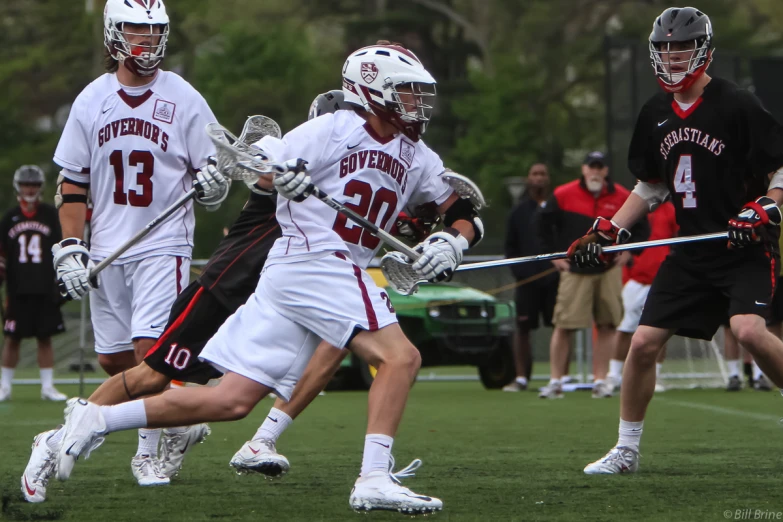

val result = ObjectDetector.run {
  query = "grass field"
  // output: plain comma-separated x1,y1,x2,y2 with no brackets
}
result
2,381,783,522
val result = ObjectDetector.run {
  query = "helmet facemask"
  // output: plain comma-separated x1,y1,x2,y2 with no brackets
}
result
105,21,169,77
370,81,435,142
649,36,711,93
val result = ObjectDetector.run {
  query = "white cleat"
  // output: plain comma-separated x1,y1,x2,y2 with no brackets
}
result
592,380,613,399
41,387,68,402
230,439,290,478
0,388,10,402
538,381,564,399
21,428,60,503
349,457,442,515
654,381,666,393
584,446,640,475
56,398,106,481
160,424,211,478
131,454,170,486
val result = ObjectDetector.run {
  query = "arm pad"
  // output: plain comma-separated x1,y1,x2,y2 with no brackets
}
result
443,197,484,247
632,180,670,211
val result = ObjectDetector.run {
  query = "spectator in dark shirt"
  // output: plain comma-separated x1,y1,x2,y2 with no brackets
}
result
503,163,559,391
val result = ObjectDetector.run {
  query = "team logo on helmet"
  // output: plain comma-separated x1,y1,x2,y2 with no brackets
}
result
361,62,379,83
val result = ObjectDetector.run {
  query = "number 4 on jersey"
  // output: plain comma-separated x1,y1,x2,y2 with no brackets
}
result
674,154,697,208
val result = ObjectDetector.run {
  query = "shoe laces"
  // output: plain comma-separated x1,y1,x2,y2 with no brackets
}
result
251,438,276,454
135,455,164,477
30,436,57,488
602,446,639,467
388,456,423,484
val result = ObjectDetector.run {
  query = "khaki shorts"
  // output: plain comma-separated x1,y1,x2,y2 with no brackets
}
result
552,267,623,329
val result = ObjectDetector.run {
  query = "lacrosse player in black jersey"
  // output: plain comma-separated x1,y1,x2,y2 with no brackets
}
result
565,7,783,474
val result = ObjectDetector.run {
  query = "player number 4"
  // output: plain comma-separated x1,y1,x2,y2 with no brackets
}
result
674,154,697,208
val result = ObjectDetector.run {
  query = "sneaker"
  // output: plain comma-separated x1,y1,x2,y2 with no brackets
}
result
56,398,106,481
654,381,666,393
21,428,60,503
592,381,613,398
349,457,442,514
538,381,564,399
502,380,527,392
754,375,772,391
131,454,170,486
606,374,621,391
0,388,10,402
41,387,68,401
584,446,640,475
159,424,211,478
726,375,742,392
230,439,290,478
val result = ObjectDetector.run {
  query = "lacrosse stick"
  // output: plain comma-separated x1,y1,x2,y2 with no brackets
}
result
206,116,282,183
381,231,729,295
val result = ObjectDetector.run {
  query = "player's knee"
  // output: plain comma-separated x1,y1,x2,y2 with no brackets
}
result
628,332,663,362
224,400,254,421
131,363,170,395
731,318,765,349
97,354,134,376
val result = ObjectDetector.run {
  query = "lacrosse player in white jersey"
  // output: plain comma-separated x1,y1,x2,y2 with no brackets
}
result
53,41,483,515
43,0,227,491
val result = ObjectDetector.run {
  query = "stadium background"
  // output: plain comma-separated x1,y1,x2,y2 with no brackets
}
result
3,1,783,520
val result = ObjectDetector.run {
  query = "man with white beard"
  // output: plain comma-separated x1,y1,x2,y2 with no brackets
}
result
536,152,648,399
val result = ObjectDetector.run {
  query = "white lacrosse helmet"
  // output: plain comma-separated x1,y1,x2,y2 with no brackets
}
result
342,44,436,142
103,0,170,77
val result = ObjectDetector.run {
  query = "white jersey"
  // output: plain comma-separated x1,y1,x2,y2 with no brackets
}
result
54,71,217,262
257,110,453,269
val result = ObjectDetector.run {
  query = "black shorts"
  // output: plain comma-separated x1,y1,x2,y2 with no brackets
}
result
640,251,778,340
3,294,65,340
768,275,783,326
514,275,559,330
144,282,232,385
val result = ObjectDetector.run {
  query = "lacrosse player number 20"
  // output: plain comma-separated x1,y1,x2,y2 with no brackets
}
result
332,179,398,248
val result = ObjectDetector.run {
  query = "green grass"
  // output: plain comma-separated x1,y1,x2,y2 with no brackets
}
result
1,382,782,521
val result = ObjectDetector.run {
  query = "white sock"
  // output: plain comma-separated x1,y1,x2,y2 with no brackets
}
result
47,426,65,451
1,367,14,391
360,434,393,477
548,378,561,387
617,419,644,451
100,401,147,434
515,376,527,386
594,379,604,385
608,359,624,379
136,429,161,457
40,368,54,390
253,407,293,443
753,362,764,380
655,363,663,379
727,359,740,378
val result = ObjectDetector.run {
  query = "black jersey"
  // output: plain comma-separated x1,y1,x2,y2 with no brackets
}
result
197,191,282,310
629,77,783,265
0,203,61,296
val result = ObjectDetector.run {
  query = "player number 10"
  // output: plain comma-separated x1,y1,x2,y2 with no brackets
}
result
674,154,697,208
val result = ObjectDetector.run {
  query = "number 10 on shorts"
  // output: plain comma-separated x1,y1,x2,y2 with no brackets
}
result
164,343,192,370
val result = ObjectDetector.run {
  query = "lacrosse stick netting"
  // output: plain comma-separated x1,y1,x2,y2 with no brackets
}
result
205,115,282,182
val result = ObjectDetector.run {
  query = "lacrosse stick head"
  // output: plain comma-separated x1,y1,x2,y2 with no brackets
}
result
206,119,279,182
381,251,424,295
442,170,486,210
238,115,282,146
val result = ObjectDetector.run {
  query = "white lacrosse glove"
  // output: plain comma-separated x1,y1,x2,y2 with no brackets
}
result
194,160,231,211
273,159,312,202
411,231,469,283
52,238,97,300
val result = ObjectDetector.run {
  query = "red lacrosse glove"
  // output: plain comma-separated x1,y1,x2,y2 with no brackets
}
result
728,196,782,249
567,217,631,268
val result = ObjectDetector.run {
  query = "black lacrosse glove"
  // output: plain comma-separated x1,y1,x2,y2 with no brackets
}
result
567,217,631,268
728,196,782,249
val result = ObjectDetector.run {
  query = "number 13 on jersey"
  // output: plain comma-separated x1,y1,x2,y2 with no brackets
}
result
674,154,697,208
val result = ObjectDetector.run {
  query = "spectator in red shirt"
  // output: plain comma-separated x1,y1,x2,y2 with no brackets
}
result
607,201,677,392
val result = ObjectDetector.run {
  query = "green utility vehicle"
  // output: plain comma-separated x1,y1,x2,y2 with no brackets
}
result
330,268,516,390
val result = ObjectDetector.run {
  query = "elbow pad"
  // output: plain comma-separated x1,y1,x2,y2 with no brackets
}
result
443,197,484,247
632,180,670,211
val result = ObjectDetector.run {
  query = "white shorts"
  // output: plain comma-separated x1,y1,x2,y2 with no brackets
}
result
617,279,652,334
200,252,398,401
91,255,190,354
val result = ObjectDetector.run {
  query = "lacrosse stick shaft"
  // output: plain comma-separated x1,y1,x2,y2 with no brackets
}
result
456,232,728,272
310,187,421,260
90,188,197,277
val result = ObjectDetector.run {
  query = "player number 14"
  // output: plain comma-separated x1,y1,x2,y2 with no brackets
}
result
674,154,697,208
